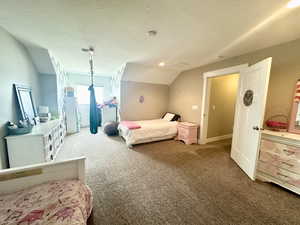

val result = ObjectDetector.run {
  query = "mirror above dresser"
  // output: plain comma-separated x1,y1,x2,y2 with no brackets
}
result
289,79,300,134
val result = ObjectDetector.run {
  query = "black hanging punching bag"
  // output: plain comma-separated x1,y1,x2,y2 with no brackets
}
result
89,84,99,134
82,46,99,134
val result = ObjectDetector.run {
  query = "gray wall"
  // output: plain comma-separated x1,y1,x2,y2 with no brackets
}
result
39,74,58,116
168,38,300,125
0,27,41,169
120,81,169,121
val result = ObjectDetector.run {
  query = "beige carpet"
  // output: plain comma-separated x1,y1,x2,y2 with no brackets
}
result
57,128,300,225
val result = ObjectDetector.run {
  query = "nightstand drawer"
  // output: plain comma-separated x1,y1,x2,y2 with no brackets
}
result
178,127,189,137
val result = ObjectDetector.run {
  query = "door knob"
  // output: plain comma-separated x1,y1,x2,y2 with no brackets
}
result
253,126,263,131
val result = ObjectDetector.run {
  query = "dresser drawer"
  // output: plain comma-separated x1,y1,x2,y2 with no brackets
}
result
46,153,54,162
178,133,187,140
44,143,53,155
178,127,189,137
260,139,300,159
259,151,300,174
258,161,300,188
43,132,54,146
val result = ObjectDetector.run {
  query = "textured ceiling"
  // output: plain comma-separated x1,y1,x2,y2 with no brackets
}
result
0,0,300,84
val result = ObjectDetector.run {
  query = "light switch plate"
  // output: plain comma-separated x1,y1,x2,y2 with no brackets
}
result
192,105,199,110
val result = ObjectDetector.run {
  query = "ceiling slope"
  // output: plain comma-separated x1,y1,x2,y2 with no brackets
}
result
25,44,55,75
122,63,180,85
0,0,299,84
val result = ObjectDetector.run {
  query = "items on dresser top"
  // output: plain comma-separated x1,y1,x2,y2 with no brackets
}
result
38,106,51,123
265,114,288,132
6,119,33,135
39,113,51,123
176,122,199,145
5,119,66,168
257,130,300,195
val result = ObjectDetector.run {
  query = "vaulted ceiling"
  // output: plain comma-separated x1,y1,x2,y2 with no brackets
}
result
0,0,300,84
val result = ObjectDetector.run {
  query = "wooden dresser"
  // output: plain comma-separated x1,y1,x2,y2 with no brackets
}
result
5,119,66,168
176,122,198,145
256,130,300,194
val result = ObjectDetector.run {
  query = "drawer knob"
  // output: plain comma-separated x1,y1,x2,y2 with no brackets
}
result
283,149,295,154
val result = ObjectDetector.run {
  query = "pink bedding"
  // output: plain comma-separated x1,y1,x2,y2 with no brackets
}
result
0,180,92,225
120,121,141,130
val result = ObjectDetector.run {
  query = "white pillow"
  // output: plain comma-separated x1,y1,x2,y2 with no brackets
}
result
163,113,175,121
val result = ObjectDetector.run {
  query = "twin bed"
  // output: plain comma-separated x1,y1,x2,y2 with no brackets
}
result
119,113,180,147
0,157,92,225
0,113,181,224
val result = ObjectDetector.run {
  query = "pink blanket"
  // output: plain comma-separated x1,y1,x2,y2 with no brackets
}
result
120,121,141,129
0,180,92,225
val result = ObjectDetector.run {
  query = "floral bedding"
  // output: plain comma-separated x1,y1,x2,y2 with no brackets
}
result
0,180,92,225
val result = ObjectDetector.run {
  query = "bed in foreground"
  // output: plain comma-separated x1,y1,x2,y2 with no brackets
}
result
119,116,179,147
0,157,92,225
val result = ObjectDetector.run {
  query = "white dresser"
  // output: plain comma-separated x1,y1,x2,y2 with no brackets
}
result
256,130,300,195
5,119,66,168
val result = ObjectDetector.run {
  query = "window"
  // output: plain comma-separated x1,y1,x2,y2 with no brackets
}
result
76,85,104,105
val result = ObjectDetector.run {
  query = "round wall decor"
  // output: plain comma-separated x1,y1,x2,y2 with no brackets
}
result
243,90,254,106
139,96,144,103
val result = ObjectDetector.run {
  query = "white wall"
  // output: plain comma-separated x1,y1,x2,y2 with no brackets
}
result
67,73,112,100
0,27,41,169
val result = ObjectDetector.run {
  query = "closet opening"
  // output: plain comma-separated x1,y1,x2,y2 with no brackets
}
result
199,64,248,144
206,73,239,142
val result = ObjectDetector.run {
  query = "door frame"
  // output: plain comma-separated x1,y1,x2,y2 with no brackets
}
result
199,64,248,144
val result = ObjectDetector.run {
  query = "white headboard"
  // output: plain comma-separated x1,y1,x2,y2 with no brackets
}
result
0,157,86,195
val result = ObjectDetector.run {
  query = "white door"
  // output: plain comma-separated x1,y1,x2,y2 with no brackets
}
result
231,58,272,180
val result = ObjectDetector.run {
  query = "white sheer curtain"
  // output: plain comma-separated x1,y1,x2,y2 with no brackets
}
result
76,85,104,127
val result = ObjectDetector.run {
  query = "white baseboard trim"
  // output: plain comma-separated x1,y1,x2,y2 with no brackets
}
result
198,134,232,144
